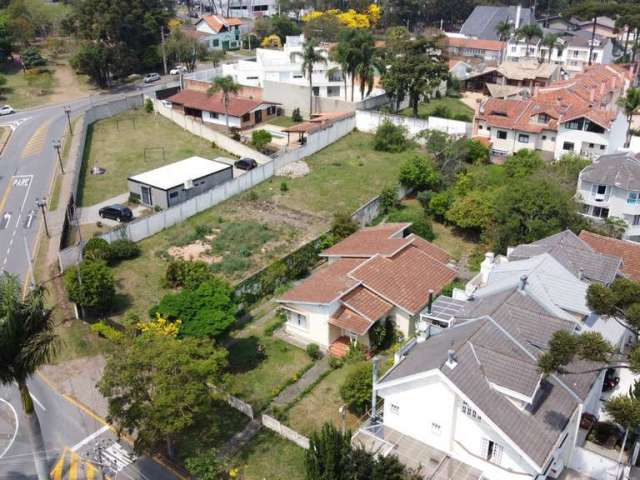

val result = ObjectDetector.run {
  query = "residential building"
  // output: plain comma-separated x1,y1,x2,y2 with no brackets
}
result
579,230,640,281
573,16,617,40
228,0,277,18
355,286,605,480
127,156,233,209
195,15,243,51
474,64,632,160
459,60,559,95
276,224,456,356
444,36,506,63
459,5,532,41
576,151,640,242
166,88,280,129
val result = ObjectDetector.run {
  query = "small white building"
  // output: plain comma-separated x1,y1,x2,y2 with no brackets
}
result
576,151,640,242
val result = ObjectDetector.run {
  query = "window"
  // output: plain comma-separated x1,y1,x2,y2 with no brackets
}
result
497,130,507,140
312,86,320,96
487,127,491,131
462,401,481,422
213,39,219,47
538,113,550,123
209,112,218,119
551,136,556,141
390,404,399,414
592,206,609,218
563,141,575,151
600,145,605,150
286,310,308,329
169,191,179,199
633,215,640,226
246,76,259,80
627,192,640,204
542,135,547,140
478,125,483,130
589,143,595,148
242,113,250,122
518,134,529,143
431,422,441,435
593,184,608,196
293,74,303,79
483,439,504,465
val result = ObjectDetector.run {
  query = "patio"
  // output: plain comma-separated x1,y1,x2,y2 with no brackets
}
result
352,424,483,480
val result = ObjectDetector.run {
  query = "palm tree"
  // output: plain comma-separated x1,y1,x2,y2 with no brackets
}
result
0,275,57,480
290,39,327,117
354,33,380,100
541,33,559,63
207,75,241,131
328,45,349,102
516,24,543,58
334,29,360,102
617,87,640,148
495,20,512,41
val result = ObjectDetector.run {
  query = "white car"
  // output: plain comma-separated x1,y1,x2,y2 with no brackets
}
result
0,105,15,116
170,66,188,75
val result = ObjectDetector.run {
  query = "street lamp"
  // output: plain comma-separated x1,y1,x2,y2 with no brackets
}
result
63,105,73,135
35,198,49,238
52,140,64,174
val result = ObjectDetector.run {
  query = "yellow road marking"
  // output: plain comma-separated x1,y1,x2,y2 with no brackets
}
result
0,176,13,215
50,446,68,480
69,451,78,479
21,119,52,158
86,461,96,480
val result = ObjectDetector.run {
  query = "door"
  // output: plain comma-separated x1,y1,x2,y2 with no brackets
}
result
141,186,153,206
254,110,262,124
222,40,230,50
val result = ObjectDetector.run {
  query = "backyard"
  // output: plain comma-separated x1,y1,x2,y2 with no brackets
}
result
76,108,234,207
230,430,305,480
399,96,474,121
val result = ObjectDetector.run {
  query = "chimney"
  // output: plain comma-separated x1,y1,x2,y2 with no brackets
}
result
370,356,380,422
427,289,435,314
578,268,584,281
515,5,522,30
480,252,495,285
519,274,528,291
446,349,458,369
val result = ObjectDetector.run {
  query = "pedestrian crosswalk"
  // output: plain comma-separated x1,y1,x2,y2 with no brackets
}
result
50,442,136,480
101,442,136,472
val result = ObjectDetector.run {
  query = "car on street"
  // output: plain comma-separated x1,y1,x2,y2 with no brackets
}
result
0,105,15,115
234,158,258,171
98,204,133,222
170,66,188,75
143,73,161,84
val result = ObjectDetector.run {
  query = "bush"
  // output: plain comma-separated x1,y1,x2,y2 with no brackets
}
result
21,47,47,68
379,186,399,214
340,362,372,415
265,313,286,336
280,180,289,192
90,321,123,341
428,190,455,220
144,98,153,113
431,105,451,119
416,191,430,209
372,120,409,153
368,319,396,351
329,356,344,369
331,211,358,241
164,259,213,289
398,154,441,192
345,343,366,363
109,239,140,261
453,113,472,122
64,260,116,313
466,139,490,164
387,207,435,241
84,238,112,263
229,127,241,141
292,107,303,122
306,343,321,359
251,129,272,152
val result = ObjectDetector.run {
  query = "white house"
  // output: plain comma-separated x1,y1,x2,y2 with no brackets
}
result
228,0,278,18
195,15,243,51
276,224,456,357
576,151,640,242
355,286,606,480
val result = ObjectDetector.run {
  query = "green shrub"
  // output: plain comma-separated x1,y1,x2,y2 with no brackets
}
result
64,260,116,313
398,154,441,192
109,239,140,261
345,343,366,363
372,120,409,153
292,108,303,122
306,343,321,359
328,356,344,369
428,190,455,220
144,98,154,113
431,105,451,119
387,207,434,241
21,47,47,68
453,113,472,122
280,180,289,192
164,259,213,289
379,186,399,214
441,279,465,297
90,321,123,341
264,313,286,336
331,211,358,241
368,319,396,351
340,362,372,415
84,238,112,263
251,129,272,152
229,127,241,141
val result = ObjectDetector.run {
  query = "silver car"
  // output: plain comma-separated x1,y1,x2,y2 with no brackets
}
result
143,73,161,84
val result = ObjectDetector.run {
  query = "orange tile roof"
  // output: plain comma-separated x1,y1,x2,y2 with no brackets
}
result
199,15,242,33
321,223,412,258
407,234,454,264
579,230,640,282
167,89,277,117
342,286,393,321
329,306,373,336
446,37,506,51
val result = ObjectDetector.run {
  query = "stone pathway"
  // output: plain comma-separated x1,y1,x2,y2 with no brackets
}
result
271,356,330,408
218,419,262,458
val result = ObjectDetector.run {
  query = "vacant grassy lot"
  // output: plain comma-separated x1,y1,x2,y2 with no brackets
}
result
400,96,474,121
77,109,233,207
266,116,298,128
231,430,305,480
0,65,57,108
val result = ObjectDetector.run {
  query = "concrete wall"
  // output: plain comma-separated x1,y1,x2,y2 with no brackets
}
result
568,447,620,480
355,110,472,138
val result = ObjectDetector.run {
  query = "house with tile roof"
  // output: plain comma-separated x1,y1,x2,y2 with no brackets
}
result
576,152,640,242
459,5,533,41
276,224,456,356
579,230,640,281
195,15,243,51
444,36,506,63
354,286,606,480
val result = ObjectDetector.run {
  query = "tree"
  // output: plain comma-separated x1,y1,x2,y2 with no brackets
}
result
207,75,241,131
587,278,640,335
515,24,543,58
331,210,359,241
445,189,495,231
165,29,207,72
600,217,629,240
83,237,112,263
271,14,301,42
21,46,46,68
0,275,56,480
617,87,640,147
251,129,272,152
340,363,372,415
63,260,116,313
305,423,354,480
495,20,512,41
331,28,359,101
541,33,559,62
302,12,343,42
0,11,12,61
398,154,441,192
98,333,228,458
261,34,282,48
503,149,544,178
290,39,327,116
373,120,409,153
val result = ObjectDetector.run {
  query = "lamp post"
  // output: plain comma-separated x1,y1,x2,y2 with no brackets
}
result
36,198,49,238
53,140,64,174
63,105,73,135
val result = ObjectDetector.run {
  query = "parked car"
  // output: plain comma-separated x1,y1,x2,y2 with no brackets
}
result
234,158,258,171
98,204,133,222
160,100,172,108
143,73,161,84
170,66,188,75
602,368,620,392
0,105,15,116
580,413,598,431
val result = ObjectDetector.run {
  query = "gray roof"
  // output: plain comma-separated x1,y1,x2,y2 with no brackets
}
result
564,29,610,48
581,151,640,192
509,230,621,285
460,6,533,40
379,288,601,469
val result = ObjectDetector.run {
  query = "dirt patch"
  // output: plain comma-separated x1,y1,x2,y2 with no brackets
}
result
49,62,99,104
167,239,221,264
277,160,310,178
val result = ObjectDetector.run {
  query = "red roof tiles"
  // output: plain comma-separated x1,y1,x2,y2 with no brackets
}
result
198,15,243,33
579,230,640,282
446,37,506,52
321,223,411,258
342,286,393,321
329,306,373,336
167,89,276,117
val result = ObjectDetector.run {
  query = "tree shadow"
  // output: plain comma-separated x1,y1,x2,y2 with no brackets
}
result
110,292,132,317
226,335,267,374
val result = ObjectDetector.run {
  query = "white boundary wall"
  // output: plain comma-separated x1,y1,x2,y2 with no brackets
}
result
262,414,310,449
569,446,624,480
355,110,472,138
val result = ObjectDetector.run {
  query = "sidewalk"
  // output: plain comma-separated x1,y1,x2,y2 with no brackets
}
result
271,357,330,408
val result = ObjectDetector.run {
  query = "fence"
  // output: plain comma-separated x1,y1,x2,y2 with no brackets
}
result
351,185,409,227
262,414,310,450
569,446,626,480
210,384,254,419
355,110,472,138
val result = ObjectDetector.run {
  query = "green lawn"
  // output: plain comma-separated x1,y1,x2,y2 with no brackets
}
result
76,109,234,207
0,65,56,109
266,116,298,128
285,362,365,436
400,96,474,121
230,430,306,480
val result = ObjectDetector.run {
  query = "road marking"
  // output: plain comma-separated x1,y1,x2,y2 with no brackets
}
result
50,447,67,480
0,179,13,219
29,392,45,411
103,442,136,472
71,425,110,452
0,398,18,460
86,461,96,480
69,451,79,479
21,119,52,158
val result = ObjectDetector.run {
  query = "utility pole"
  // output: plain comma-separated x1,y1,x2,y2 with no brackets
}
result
35,198,49,238
160,26,168,76
63,105,73,135
52,140,64,174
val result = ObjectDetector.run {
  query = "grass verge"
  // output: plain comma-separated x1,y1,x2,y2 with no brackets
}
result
400,96,474,120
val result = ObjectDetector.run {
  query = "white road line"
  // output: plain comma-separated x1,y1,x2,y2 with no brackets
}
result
29,393,45,411
8,238,13,247
70,425,111,452
0,398,19,460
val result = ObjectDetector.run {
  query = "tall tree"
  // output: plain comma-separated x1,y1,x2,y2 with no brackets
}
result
165,29,207,72
207,75,241,131
290,39,327,117
353,30,379,100
0,275,57,480
495,20,512,41
331,28,358,102
617,87,640,148
515,24,543,58
541,33,559,62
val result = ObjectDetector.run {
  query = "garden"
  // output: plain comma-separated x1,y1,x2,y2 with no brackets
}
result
398,96,474,122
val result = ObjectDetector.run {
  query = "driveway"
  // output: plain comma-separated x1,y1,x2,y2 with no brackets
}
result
77,193,149,226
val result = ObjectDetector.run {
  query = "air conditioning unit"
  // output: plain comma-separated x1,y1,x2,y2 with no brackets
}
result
184,179,194,190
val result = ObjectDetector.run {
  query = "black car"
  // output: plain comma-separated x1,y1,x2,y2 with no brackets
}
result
98,204,133,222
234,158,258,171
